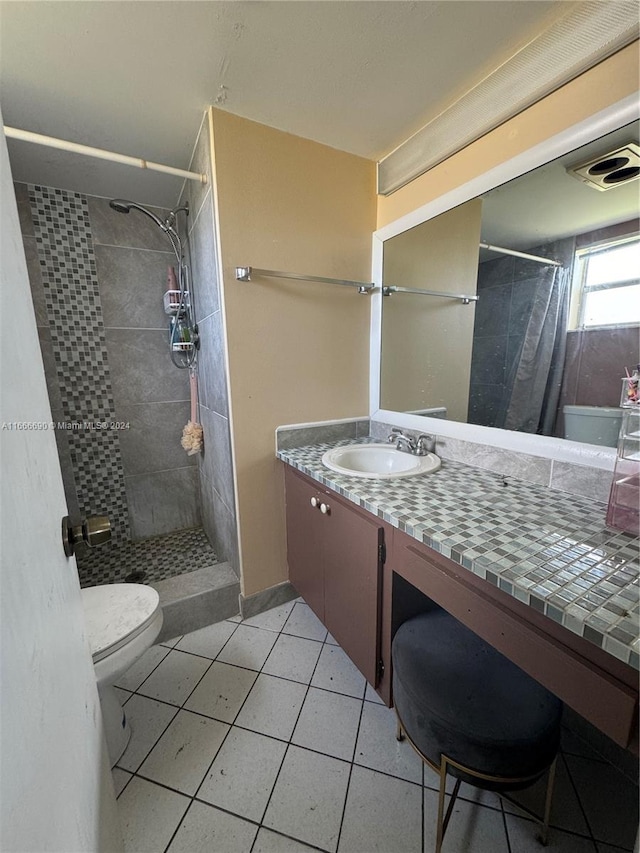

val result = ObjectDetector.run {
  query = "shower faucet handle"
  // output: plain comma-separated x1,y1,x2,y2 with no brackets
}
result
62,515,111,557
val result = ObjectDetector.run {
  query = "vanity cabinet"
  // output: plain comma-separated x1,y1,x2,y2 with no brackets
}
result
284,467,385,686
282,462,638,750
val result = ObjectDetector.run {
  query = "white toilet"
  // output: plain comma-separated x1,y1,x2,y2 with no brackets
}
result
81,583,163,767
563,404,623,448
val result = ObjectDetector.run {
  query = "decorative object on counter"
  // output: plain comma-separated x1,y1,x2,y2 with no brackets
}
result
607,408,640,535
181,367,203,456
621,365,640,407
393,609,562,852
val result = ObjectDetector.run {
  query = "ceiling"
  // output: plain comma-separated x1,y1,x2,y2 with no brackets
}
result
0,0,576,207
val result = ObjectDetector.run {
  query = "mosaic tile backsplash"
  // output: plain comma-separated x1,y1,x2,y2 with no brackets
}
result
278,439,640,670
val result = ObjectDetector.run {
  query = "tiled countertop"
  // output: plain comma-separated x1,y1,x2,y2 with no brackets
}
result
278,439,640,671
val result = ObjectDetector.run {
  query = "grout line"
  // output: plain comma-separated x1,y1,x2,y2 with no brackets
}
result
334,683,367,853
248,618,337,848
501,796,513,853
560,752,596,841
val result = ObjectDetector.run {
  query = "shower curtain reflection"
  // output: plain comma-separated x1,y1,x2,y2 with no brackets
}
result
469,238,574,434
503,264,570,435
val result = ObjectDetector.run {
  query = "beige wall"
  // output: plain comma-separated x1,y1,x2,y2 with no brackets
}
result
381,199,481,419
210,110,376,597
377,42,640,229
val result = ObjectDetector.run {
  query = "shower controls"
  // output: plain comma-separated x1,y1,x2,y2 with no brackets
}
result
62,515,111,557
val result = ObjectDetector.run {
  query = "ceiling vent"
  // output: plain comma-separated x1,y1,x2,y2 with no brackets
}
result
567,143,640,191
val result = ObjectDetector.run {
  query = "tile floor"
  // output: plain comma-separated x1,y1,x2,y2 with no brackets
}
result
113,599,639,853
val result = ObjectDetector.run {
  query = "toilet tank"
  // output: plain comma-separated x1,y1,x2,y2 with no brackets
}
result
563,405,623,447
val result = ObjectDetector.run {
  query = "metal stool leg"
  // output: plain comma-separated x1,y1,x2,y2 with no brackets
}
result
396,717,404,742
539,757,557,846
435,757,448,853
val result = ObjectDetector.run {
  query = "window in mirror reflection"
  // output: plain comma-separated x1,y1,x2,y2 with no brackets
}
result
572,236,640,328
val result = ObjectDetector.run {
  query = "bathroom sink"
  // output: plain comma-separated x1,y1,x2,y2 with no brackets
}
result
321,444,441,479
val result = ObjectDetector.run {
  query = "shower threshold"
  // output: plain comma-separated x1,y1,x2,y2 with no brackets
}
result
76,527,218,588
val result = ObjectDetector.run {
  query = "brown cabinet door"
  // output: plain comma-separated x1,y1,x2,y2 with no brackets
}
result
284,467,325,621
322,494,383,687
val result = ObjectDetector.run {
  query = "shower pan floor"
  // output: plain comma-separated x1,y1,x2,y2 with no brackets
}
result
76,527,218,588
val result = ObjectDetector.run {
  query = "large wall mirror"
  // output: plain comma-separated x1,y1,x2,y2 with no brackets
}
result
376,108,639,455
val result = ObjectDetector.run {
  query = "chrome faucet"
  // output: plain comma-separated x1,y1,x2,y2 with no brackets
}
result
387,429,436,456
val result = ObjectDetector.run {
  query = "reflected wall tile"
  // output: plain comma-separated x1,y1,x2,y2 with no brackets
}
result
575,326,639,407
477,255,514,289
473,283,511,338
469,335,507,385
509,279,537,338
96,245,173,329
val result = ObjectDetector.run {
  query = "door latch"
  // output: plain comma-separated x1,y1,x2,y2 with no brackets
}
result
62,515,111,557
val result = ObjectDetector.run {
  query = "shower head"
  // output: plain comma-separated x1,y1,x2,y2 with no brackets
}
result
109,198,166,231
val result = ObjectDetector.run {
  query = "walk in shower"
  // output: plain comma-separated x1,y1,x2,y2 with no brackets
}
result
15,116,239,597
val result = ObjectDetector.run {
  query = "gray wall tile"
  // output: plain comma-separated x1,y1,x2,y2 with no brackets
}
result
184,113,213,226
197,310,229,417
14,182,34,236
550,461,613,503
126,467,201,540
96,245,174,329
106,328,190,407
190,195,219,323
434,436,553,485
240,582,297,620
88,196,172,252
199,408,234,511
276,421,361,451
200,472,238,573
23,237,48,327
37,328,64,421
116,401,196,477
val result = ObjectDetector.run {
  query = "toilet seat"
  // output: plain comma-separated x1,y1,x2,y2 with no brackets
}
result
81,583,161,663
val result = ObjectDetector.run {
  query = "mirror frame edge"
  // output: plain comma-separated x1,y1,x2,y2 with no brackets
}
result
369,93,640,471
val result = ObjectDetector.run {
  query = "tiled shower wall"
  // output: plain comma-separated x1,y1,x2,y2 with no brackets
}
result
179,112,239,574
16,182,200,556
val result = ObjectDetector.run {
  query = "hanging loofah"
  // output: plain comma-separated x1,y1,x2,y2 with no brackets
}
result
182,368,203,455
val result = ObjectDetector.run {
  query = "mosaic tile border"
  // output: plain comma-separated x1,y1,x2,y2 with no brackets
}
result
277,439,640,670
28,185,130,546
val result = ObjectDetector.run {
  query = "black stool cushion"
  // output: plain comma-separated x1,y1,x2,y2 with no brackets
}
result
392,610,562,791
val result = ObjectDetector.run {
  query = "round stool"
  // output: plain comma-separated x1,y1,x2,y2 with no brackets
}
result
392,609,563,852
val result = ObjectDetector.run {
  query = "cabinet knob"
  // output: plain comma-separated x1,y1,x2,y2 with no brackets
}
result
320,502,331,515
310,496,319,508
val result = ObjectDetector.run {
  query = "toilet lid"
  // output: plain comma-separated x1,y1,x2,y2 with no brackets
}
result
81,583,161,663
